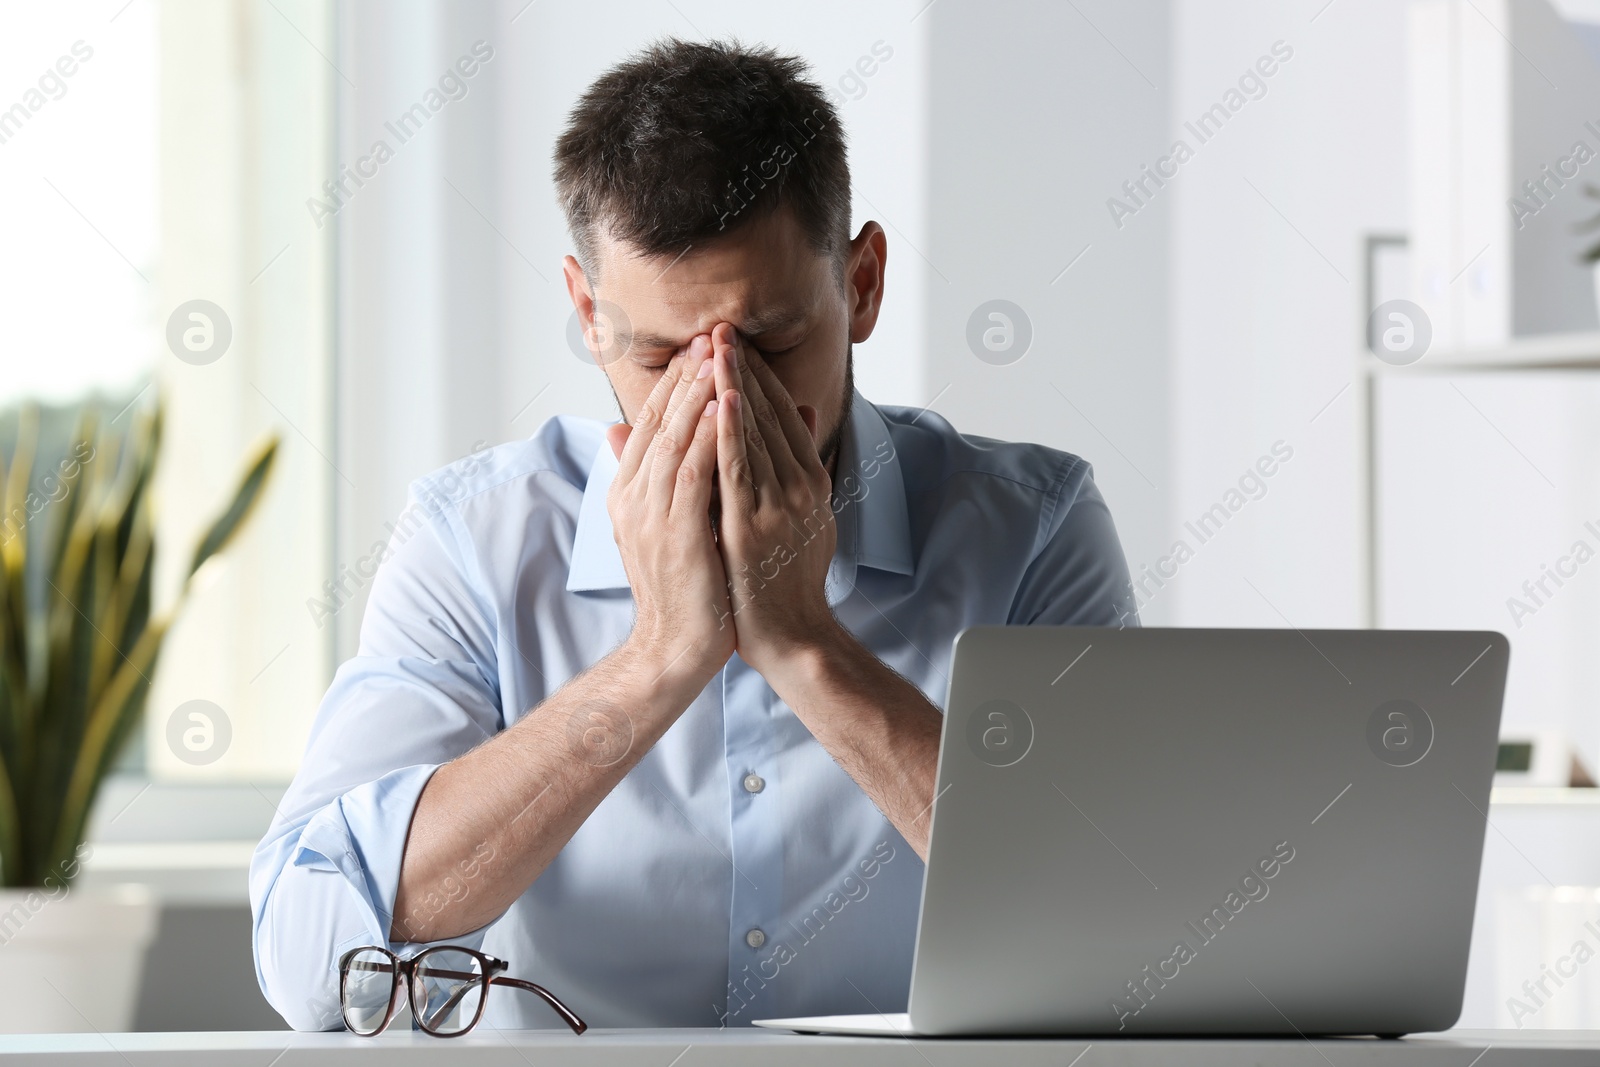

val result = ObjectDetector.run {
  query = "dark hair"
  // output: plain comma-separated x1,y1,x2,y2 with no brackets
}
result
553,38,851,282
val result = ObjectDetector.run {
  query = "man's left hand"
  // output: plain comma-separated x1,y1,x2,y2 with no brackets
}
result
708,321,841,673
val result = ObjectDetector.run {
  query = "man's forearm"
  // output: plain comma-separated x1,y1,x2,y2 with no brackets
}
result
760,623,943,860
390,639,707,943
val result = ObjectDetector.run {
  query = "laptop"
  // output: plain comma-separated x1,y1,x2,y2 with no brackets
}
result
754,626,1510,1037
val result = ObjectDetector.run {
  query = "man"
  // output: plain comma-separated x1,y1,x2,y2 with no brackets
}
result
251,38,1137,1031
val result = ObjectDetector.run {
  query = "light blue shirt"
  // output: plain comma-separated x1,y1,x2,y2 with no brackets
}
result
250,389,1138,1031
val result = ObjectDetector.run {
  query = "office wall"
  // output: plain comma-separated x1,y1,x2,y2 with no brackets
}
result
925,0,1173,618
1165,0,1408,628
334,0,506,659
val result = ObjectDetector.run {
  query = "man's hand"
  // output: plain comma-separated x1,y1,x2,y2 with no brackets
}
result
395,338,743,944
709,322,841,674
605,334,734,683
704,322,942,858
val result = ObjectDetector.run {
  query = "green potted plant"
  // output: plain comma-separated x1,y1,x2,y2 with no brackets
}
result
0,393,278,1032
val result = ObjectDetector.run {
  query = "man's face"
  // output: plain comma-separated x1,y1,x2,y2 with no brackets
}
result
564,207,885,474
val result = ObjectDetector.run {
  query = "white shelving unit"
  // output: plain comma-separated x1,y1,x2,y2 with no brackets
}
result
1361,333,1600,1026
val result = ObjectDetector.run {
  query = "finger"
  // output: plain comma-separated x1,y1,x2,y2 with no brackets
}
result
616,360,683,485
715,386,755,517
671,391,721,525
711,324,775,497
647,347,717,507
796,405,819,442
740,344,827,479
659,334,712,430
632,347,699,486
732,340,806,487
606,423,630,462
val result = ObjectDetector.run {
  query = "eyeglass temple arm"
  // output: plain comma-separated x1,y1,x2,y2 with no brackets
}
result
421,982,471,1032
419,972,587,1036
490,976,588,1034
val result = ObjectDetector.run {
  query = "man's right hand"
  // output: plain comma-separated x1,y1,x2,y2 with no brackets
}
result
604,334,733,686
392,336,730,942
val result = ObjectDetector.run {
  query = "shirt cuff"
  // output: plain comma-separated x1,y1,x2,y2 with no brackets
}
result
289,763,490,957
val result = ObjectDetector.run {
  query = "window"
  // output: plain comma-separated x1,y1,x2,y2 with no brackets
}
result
1,0,336,800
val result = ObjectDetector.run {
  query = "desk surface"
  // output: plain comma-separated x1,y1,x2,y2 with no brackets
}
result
1,1028,1598,1065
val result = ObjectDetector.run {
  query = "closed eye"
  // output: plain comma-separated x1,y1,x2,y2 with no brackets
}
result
630,352,675,372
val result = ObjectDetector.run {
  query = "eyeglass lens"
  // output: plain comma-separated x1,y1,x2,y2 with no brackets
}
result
341,948,398,1036
412,948,487,1034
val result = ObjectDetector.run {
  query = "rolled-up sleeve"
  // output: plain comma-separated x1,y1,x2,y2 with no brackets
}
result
249,483,504,1030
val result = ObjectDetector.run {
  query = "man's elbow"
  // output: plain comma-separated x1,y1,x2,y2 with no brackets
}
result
256,940,345,1030
253,887,347,1031
270,989,344,1032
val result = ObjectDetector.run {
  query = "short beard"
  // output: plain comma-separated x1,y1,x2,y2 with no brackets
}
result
817,342,855,477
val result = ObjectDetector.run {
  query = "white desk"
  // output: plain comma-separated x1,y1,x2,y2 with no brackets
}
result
2,1028,1599,1064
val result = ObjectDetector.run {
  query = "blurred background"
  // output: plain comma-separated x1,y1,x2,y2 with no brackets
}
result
4,0,1600,1034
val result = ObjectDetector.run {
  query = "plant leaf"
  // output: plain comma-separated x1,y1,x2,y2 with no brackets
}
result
0,408,37,857
88,407,156,706
0,404,36,577
47,618,166,876
36,426,121,847
108,484,154,681
47,412,98,597
187,437,278,582
0,683,18,884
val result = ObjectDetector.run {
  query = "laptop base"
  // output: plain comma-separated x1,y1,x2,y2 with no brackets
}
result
753,1013,913,1036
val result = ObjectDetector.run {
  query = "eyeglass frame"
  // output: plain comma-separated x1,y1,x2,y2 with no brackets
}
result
337,944,587,1037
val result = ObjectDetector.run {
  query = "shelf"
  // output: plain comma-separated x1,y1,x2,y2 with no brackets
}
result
1489,786,1600,805
1367,330,1600,372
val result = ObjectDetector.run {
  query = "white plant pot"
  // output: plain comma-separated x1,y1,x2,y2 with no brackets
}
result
0,883,157,1033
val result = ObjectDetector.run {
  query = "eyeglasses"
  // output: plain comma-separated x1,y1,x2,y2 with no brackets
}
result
337,945,587,1037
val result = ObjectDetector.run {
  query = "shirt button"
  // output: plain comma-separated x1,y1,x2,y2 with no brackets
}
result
742,773,765,794
746,928,767,949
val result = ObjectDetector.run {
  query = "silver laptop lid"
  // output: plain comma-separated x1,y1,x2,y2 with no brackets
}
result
909,627,1509,1036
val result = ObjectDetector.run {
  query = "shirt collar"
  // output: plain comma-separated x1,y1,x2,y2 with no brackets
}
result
566,388,913,601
